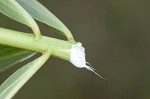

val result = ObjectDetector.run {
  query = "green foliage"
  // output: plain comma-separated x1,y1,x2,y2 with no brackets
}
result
0,45,35,72
0,0,41,37
17,0,74,41
0,0,76,98
0,52,50,99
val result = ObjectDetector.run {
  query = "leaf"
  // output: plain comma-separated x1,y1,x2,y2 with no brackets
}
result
0,0,41,38
0,45,36,72
16,0,75,42
0,52,50,99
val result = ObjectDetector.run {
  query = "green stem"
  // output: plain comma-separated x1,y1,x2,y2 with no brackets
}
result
0,27,75,60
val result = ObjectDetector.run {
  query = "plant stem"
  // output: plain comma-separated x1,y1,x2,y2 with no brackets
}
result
0,27,75,60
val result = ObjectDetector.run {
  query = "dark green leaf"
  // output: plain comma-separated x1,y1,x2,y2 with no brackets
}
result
0,45,36,72
0,52,50,99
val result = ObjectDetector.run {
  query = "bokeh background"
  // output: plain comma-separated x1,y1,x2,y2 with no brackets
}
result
0,0,150,99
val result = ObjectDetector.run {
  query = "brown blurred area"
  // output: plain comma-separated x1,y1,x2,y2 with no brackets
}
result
0,0,150,99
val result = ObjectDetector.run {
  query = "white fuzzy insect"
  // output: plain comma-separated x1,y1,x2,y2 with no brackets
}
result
70,43,103,78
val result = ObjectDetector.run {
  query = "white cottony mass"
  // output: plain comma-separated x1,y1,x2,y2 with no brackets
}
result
70,43,103,78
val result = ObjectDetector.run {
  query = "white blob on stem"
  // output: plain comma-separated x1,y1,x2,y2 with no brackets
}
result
70,43,104,79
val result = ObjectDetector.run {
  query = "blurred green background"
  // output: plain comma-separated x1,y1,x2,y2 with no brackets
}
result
0,0,150,99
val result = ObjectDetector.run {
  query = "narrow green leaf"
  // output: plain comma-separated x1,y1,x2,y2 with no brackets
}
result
0,52,50,99
0,0,41,38
17,0,75,42
0,45,36,72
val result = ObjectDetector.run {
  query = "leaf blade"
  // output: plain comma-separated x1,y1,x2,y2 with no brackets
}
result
0,0,41,38
0,52,50,99
0,45,36,72
17,0,74,42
